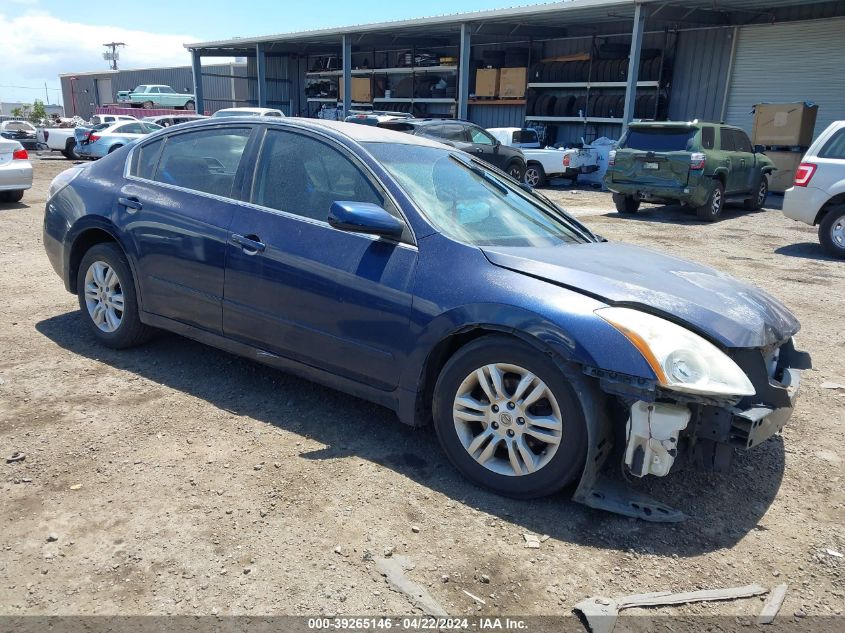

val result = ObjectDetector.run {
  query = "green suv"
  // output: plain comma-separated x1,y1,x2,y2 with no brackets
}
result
605,121,775,221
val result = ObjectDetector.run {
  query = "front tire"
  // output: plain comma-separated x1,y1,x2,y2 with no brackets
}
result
432,336,587,499
76,243,153,348
142,101,154,109
697,180,725,221
506,161,526,182
744,176,768,211
184,100,196,111
0,190,24,203
819,204,845,259
612,193,640,214
524,163,546,187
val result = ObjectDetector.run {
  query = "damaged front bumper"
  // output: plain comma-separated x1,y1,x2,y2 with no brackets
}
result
574,337,810,522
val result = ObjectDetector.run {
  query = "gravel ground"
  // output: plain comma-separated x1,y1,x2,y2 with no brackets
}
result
0,156,843,625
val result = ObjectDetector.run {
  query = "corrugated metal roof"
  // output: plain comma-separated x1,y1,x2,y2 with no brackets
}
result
185,0,834,50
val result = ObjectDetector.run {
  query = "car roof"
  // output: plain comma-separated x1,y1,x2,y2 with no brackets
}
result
216,107,279,114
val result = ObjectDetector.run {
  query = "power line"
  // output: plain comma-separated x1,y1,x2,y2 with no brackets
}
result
0,85,62,92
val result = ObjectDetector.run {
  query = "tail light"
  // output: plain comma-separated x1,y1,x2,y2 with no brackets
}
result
563,154,571,167
12,148,28,160
690,152,706,170
43,130,49,142
88,134,100,143
608,150,616,166
794,163,817,187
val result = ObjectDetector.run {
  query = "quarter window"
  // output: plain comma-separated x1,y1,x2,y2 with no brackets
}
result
819,129,845,159
701,127,715,150
117,123,145,134
133,138,164,180
252,129,383,222
153,127,251,198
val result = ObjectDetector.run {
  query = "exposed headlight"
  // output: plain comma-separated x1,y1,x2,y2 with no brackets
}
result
48,166,85,199
596,307,755,397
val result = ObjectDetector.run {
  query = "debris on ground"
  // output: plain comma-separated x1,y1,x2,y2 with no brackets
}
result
825,548,843,558
6,452,25,463
46,533,59,543
573,584,768,633
523,533,541,549
758,584,788,625
374,555,448,617
462,589,485,605
820,382,845,389
69,484,82,490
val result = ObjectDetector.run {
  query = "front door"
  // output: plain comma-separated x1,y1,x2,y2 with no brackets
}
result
466,125,507,170
222,127,417,389
119,125,254,332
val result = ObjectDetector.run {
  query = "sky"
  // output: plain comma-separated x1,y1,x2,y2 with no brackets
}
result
0,0,524,106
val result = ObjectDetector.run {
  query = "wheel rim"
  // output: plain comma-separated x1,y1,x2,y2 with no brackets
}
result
143,102,153,109
832,216,845,249
711,188,723,215
525,168,540,187
84,261,124,333
186,102,195,111
452,363,563,477
757,180,767,205
508,166,522,179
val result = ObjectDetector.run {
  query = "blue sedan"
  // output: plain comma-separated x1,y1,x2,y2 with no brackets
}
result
74,120,162,159
43,118,809,521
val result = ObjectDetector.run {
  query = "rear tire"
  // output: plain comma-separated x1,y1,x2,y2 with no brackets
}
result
744,175,768,211
612,193,640,214
697,180,725,221
62,139,80,160
432,335,588,499
819,204,845,259
185,100,196,111
142,101,154,109
524,163,546,187
0,190,24,203
76,243,153,349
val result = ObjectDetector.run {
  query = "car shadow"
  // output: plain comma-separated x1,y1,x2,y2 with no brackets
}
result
600,202,769,225
36,311,785,556
775,242,842,262
0,201,29,211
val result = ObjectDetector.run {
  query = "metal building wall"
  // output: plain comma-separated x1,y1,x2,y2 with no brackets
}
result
725,18,845,138
246,55,293,114
667,28,733,123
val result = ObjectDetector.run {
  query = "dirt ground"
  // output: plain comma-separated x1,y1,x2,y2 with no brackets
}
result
1,156,843,625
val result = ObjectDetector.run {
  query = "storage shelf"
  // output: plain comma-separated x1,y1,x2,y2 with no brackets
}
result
307,65,457,78
372,97,455,103
468,99,527,105
527,81,660,89
306,98,338,102
525,116,625,124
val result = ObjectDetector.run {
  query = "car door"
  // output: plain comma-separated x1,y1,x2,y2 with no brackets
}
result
466,124,508,169
119,125,255,333
729,129,756,193
222,127,417,389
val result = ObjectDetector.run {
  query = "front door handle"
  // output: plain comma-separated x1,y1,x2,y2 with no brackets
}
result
231,233,266,254
118,196,142,211
741,158,746,167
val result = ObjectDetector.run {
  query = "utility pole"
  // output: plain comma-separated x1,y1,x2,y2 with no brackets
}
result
44,82,49,104
102,42,126,71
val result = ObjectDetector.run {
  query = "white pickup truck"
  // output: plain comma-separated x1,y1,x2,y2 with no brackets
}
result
37,114,137,159
488,127,599,187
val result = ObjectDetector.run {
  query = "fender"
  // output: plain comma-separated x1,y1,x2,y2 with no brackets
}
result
760,165,775,175
711,167,729,182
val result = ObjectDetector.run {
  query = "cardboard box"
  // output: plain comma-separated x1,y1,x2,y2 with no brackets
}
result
475,69,499,97
339,77,371,103
752,103,818,147
766,150,805,193
499,67,527,98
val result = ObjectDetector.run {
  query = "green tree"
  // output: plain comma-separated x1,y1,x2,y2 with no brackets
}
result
11,107,24,118
30,100,47,124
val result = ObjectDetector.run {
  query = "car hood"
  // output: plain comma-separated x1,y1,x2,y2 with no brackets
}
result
482,242,799,348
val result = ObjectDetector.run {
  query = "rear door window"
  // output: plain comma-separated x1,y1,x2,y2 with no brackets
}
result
117,123,145,134
701,127,715,150
621,127,696,151
468,126,495,145
819,129,845,159
153,127,251,198
133,138,164,180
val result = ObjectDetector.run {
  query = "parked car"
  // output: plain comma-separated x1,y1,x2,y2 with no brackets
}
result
1,120,38,150
43,118,809,520
344,111,413,126
73,121,163,159
212,107,285,118
488,127,598,186
605,121,775,221
782,120,845,258
143,115,207,127
0,139,33,202
38,115,138,159
378,118,527,181
117,85,196,110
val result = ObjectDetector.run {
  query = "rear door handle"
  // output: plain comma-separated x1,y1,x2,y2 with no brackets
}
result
231,233,266,254
118,196,142,211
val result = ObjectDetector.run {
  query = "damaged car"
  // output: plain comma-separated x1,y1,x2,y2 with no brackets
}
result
42,118,810,520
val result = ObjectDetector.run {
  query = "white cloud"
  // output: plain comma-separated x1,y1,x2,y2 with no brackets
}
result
0,11,198,103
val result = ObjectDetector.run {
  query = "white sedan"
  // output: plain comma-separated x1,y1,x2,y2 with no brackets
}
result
0,139,33,203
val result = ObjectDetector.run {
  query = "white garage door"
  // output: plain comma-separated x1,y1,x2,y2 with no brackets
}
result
724,18,845,143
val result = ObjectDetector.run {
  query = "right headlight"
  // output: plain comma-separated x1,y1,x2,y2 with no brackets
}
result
596,306,755,397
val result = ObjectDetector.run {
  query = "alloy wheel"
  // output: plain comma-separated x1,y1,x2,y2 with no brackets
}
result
757,180,767,206
524,168,541,187
452,363,563,477
831,216,845,250
83,261,124,333
711,188,723,216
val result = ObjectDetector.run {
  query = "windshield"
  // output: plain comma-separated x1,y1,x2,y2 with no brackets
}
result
364,143,593,248
621,127,697,152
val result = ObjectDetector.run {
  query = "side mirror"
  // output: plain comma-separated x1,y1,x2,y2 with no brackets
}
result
328,201,404,239
753,144,765,154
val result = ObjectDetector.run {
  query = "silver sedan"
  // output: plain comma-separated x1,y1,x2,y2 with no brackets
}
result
0,139,33,203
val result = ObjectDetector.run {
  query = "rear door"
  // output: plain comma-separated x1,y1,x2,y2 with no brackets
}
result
222,126,417,389
611,126,696,188
119,125,255,332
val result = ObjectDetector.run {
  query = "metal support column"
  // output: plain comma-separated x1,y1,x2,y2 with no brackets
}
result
622,3,645,130
458,23,471,120
256,43,267,108
190,49,204,115
342,34,352,116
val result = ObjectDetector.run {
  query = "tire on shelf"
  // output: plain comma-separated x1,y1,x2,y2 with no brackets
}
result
573,95,587,118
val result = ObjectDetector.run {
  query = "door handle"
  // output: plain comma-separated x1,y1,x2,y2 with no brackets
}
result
118,196,142,211
231,233,266,254
741,159,746,167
